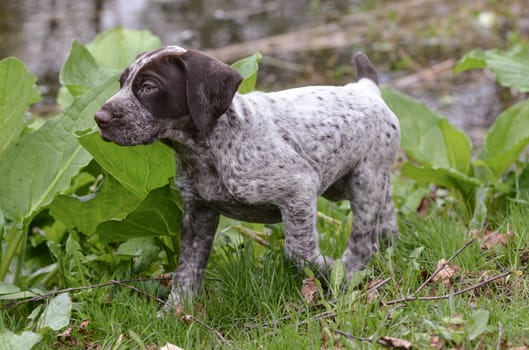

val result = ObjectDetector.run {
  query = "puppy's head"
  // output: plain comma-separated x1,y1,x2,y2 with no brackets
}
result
94,46,242,145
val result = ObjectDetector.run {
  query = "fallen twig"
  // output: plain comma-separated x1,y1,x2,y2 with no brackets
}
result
333,329,373,343
385,270,511,305
233,226,271,248
185,314,231,345
367,277,391,294
334,330,414,349
414,237,475,296
297,310,337,326
387,59,457,89
2,275,172,309
497,321,504,350
110,279,166,305
317,211,343,227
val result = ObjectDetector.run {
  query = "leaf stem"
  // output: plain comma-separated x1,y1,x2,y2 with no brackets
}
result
0,225,26,281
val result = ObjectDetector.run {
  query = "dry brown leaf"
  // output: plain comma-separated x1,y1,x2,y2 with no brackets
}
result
429,336,443,350
377,336,413,349
432,259,455,287
57,327,73,338
154,273,172,287
160,343,185,350
85,341,101,350
180,314,193,324
174,304,185,316
473,230,514,250
79,319,90,336
417,197,431,217
301,277,320,304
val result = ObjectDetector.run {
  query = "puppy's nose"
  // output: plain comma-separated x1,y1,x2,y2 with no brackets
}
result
94,109,112,127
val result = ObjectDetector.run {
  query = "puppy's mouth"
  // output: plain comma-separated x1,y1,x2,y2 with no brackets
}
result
97,128,114,143
98,125,115,142
94,113,124,143
94,109,120,143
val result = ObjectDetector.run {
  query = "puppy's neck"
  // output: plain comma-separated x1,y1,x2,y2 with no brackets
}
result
159,115,207,147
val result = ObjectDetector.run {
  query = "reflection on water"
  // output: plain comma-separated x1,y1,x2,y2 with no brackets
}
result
0,0,333,84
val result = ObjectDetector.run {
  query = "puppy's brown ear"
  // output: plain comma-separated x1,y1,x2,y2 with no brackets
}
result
179,50,242,133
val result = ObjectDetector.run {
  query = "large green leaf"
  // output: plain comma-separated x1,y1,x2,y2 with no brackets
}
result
468,187,490,231
231,52,262,94
78,132,176,199
0,29,164,225
49,175,143,235
455,46,529,92
0,208,4,236
58,29,161,108
115,237,162,273
0,58,41,156
479,99,529,178
382,88,472,174
59,41,120,97
86,27,162,70
0,74,118,224
96,185,182,243
0,281,20,295
36,293,72,331
467,309,490,341
453,49,488,73
401,162,480,201
0,330,42,350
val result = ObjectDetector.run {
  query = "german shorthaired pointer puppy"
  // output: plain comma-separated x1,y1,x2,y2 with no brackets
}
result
94,46,400,306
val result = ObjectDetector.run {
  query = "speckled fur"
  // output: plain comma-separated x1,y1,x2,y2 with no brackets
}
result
95,46,400,306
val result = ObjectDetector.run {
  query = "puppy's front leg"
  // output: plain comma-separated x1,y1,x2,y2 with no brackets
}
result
167,202,219,308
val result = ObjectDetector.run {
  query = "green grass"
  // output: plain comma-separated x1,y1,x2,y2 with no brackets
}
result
3,201,529,349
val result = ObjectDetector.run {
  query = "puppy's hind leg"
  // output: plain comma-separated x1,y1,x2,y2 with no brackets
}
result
341,165,390,280
378,173,398,247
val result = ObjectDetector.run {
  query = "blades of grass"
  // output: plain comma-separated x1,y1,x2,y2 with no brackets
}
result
128,329,147,350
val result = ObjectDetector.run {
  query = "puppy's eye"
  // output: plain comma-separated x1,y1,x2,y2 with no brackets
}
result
139,83,158,95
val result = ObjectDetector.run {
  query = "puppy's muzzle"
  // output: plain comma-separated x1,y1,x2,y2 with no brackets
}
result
94,109,113,127
94,108,119,142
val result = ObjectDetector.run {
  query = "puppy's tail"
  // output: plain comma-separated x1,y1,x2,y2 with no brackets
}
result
353,52,379,86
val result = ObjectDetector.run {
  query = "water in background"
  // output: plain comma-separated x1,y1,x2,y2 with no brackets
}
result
0,0,527,141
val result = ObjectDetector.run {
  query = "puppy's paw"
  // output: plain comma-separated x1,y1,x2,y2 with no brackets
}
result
157,291,185,318
312,255,335,277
